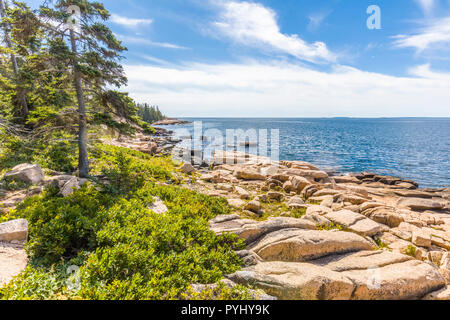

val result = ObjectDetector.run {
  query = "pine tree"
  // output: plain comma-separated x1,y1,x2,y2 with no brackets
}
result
0,0,29,120
39,0,127,178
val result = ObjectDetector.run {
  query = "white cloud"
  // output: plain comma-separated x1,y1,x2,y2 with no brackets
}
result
110,13,153,28
307,10,332,31
116,34,188,49
415,0,435,16
123,61,450,117
409,63,450,80
212,1,335,63
393,17,450,52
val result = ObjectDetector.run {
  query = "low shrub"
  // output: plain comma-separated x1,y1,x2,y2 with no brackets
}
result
1,144,244,300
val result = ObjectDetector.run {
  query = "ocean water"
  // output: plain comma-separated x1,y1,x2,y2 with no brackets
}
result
161,118,450,189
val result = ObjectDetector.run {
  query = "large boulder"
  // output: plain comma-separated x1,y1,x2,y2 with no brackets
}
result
287,196,306,209
180,163,196,174
0,219,28,242
227,198,246,209
287,169,328,180
209,215,316,244
235,186,250,200
227,261,355,300
306,205,332,216
325,210,388,237
312,250,445,299
397,198,446,211
248,229,375,262
245,200,261,214
60,177,80,197
234,169,265,181
290,176,311,193
361,206,404,228
341,260,445,300
3,164,44,185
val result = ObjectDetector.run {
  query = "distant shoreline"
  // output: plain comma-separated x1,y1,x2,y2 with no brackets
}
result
153,118,191,126
173,117,450,120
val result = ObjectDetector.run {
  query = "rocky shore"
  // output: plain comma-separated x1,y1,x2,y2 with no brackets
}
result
1,133,449,300
183,150,450,300
152,118,190,126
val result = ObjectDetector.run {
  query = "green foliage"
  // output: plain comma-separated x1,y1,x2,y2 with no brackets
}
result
374,237,390,250
185,282,253,300
137,103,166,124
92,112,135,136
0,129,77,173
1,144,243,300
17,186,116,266
139,121,156,135
79,197,242,299
0,131,32,170
0,209,20,223
404,245,417,258
32,132,78,173
91,144,173,194
0,265,71,300
316,222,344,231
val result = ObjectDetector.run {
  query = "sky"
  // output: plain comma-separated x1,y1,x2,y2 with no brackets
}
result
26,0,450,117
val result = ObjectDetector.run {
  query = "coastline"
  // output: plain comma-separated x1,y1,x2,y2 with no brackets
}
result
156,117,450,189
1,128,450,300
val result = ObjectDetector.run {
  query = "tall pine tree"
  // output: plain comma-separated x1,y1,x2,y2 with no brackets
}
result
0,0,29,120
39,0,127,177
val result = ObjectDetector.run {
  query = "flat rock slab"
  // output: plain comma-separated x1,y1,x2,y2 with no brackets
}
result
228,253,445,300
311,250,413,272
227,261,355,300
249,229,374,262
0,219,28,242
342,260,445,300
325,210,388,236
210,215,316,244
0,242,28,286
397,198,446,211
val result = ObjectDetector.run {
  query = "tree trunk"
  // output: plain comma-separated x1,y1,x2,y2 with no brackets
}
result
0,0,29,118
70,29,90,178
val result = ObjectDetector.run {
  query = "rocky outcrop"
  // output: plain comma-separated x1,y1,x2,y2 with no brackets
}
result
0,219,28,243
213,213,447,300
210,215,316,244
397,198,446,211
180,163,196,174
325,210,389,237
248,229,375,262
228,262,355,300
3,164,44,185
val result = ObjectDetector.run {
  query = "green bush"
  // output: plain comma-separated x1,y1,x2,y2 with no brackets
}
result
91,144,173,194
33,132,78,173
17,186,116,266
2,144,244,300
80,198,243,299
0,129,77,173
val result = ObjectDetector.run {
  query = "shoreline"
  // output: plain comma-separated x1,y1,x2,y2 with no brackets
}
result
160,125,449,190
152,118,191,126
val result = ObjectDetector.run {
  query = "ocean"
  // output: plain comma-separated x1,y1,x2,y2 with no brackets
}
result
160,118,450,189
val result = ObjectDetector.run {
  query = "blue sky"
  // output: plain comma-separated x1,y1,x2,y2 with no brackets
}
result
27,0,450,117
